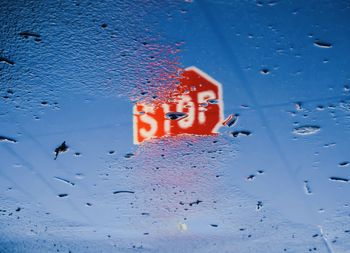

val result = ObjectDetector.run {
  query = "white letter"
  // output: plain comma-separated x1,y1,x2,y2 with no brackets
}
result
197,90,216,124
162,104,170,135
139,105,158,139
177,95,195,129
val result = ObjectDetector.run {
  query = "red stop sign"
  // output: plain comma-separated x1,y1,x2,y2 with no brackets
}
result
133,66,224,144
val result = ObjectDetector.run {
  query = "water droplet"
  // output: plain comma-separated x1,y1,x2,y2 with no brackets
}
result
0,57,15,65
54,177,75,186
256,201,263,210
339,100,350,112
304,180,312,194
0,136,17,143
207,99,219,104
54,141,69,160
329,177,349,183
268,1,277,6
75,173,84,179
339,161,349,167
323,142,336,148
293,126,320,135
246,175,255,181
295,102,303,111
124,153,134,158
231,131,251,137
165,112,188,120
188,200,202,206
19,31,41,40
113,190,135,194
223,114,238,127
260,68,270,75
180,8,187,14
314,40,332,48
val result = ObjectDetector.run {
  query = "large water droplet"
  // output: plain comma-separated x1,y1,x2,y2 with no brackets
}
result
293,126,320,135
329,177,349,183
246,175,255,181
54,141,69,160
0,136,17,143
338,161,349,167
314,40,332,48
223,114,238,127
19,31,41,41
165,112,188,120
260,68,270,75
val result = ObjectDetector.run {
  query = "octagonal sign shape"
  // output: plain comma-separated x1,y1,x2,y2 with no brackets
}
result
133,66,224,144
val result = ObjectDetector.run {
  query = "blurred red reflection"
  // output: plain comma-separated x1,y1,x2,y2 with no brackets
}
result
133,67,224,144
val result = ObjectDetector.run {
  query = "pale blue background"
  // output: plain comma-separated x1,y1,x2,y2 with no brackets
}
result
1,0,350,252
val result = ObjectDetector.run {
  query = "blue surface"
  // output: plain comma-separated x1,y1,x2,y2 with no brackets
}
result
1,0,350,252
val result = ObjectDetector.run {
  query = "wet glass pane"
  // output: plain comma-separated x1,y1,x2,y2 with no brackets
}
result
1,0,350,252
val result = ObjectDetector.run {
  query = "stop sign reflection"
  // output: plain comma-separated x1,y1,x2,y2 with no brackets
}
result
133,66,224,144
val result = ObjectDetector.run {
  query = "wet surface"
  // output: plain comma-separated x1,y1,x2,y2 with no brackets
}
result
1,0,350,252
